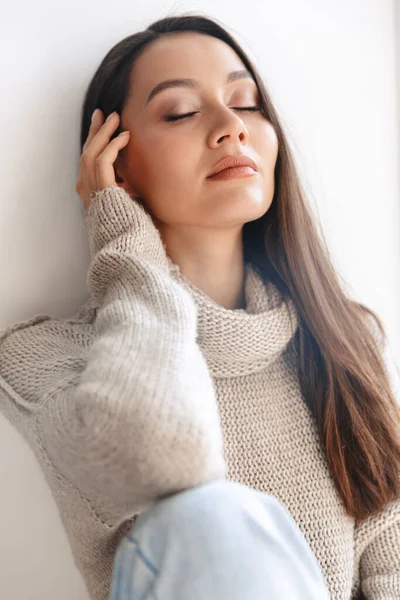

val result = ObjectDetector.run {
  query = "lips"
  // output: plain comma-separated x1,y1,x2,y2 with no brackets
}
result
207,154,258,177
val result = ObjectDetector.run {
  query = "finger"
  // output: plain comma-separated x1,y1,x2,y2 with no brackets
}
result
94,130,131,191
82,109,105,153
79,112,121,194
77,110,106,193
83,111,121,159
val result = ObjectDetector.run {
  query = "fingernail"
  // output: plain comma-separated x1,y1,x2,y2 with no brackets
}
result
106,111,117,122
91,108,99,122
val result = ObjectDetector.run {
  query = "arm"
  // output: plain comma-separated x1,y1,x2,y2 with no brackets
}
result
356,328,400,598
359,516,400,599
18,186,226,525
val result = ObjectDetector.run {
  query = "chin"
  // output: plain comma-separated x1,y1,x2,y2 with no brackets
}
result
222,196,271,220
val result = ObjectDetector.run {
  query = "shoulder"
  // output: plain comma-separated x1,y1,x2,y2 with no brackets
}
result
0,302,96,357
0,303,96,406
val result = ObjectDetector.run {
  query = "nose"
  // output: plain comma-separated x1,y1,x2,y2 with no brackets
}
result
208,106,250,147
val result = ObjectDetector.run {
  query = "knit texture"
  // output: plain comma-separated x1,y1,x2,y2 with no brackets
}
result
0,186,399,600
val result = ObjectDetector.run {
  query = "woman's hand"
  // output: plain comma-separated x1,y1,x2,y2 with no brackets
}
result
75,109,130,211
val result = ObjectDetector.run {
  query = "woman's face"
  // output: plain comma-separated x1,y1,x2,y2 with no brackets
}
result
116,31,279,230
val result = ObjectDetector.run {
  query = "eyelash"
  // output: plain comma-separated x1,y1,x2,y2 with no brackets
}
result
164,106,262,122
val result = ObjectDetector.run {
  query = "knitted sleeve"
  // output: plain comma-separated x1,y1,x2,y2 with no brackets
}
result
359,517,400,598
0,186,226,526
355,331,400,598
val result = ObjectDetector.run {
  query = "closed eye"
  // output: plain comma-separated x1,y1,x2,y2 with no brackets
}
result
164,106,262,122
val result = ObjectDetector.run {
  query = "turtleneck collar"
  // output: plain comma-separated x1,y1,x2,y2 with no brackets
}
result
78,258,299,379
168,260,299,378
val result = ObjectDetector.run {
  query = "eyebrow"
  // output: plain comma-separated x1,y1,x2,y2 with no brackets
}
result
145,69,255,106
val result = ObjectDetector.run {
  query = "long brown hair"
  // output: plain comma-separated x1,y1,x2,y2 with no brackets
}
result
78,12,400,523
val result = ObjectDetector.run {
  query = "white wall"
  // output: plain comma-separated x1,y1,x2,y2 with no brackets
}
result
396,0,400,250
0,1,399,598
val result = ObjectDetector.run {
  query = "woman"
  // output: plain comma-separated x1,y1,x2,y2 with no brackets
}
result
1,12,399,600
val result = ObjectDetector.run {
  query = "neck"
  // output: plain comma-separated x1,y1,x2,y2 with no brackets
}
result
181,259,246,310
157,223,246,310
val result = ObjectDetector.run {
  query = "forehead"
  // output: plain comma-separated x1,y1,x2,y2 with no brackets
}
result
128,32,251,103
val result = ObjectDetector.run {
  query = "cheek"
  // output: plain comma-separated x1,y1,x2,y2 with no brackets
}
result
124,132,170,194
127,130,194,220
141,131,194,188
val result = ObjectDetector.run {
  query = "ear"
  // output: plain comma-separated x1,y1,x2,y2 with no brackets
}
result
114,153,126,186
114,155,137,198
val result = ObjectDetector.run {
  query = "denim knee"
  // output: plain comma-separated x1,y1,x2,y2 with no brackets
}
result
132,479,290,538
164,479,288,518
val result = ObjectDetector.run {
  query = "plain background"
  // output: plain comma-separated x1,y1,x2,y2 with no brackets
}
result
0,1,399,598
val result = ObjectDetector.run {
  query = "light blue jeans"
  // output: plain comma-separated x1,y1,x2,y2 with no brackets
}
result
109,480,330,600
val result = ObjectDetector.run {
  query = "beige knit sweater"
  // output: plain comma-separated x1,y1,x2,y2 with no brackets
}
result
0,186,399,600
